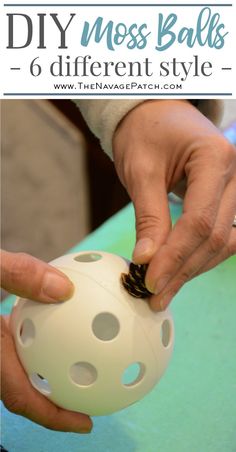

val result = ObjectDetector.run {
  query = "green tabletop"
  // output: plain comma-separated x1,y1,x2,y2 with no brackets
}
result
1,203,236,452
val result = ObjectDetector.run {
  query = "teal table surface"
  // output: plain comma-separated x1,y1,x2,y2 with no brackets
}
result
1,203,236,452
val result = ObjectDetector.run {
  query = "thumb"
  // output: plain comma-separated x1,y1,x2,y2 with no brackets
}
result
132,180,172,264
1,250,74,303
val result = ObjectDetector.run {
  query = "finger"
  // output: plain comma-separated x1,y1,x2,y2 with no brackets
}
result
151,187,236,311
149,227,236,312
145,152,226,294
0,250,74,303
150,179,236,310
194,226,236,275
1,316,92,434
23,387,92,433
132,176,172,264
178,178,236,277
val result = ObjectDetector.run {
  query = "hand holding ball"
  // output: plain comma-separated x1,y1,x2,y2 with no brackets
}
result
10,251,174,416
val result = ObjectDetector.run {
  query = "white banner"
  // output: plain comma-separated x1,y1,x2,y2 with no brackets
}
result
0,1,235,98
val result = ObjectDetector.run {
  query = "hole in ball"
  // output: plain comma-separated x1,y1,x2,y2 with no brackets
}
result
161,319,172,347
74,253,102,263
92,312,120,341
18,319,35,347
29,373,51,395
70,362,97,387
122,362,145,387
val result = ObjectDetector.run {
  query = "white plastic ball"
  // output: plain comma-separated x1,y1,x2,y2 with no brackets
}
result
10,251,174,416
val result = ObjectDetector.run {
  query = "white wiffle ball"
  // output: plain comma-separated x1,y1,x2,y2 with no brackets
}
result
10,251,174,416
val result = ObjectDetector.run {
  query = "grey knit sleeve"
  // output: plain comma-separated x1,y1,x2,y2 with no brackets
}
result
73,99,224,159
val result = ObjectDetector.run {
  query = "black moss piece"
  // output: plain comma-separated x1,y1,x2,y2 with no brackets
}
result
121,263,152,299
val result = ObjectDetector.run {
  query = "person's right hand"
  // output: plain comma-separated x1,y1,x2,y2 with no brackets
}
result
113,100,236,311
1,250,93,433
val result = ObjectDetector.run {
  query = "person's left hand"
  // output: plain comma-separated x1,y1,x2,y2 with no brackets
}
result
1,315,92,433
1,250,92,433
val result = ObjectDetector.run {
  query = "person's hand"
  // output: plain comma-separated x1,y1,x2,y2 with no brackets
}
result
113,100,236,310
1,250,92,433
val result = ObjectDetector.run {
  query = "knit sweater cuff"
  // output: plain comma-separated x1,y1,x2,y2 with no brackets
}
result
73,99,224,159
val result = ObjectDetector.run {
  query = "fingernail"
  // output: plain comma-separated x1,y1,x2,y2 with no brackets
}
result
154,276,170,295
160,293,173,311
146,275,169,295
78,426,92,434
133,238,155,263
151,293,172,312
150,299,163,312
42,272,74,301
